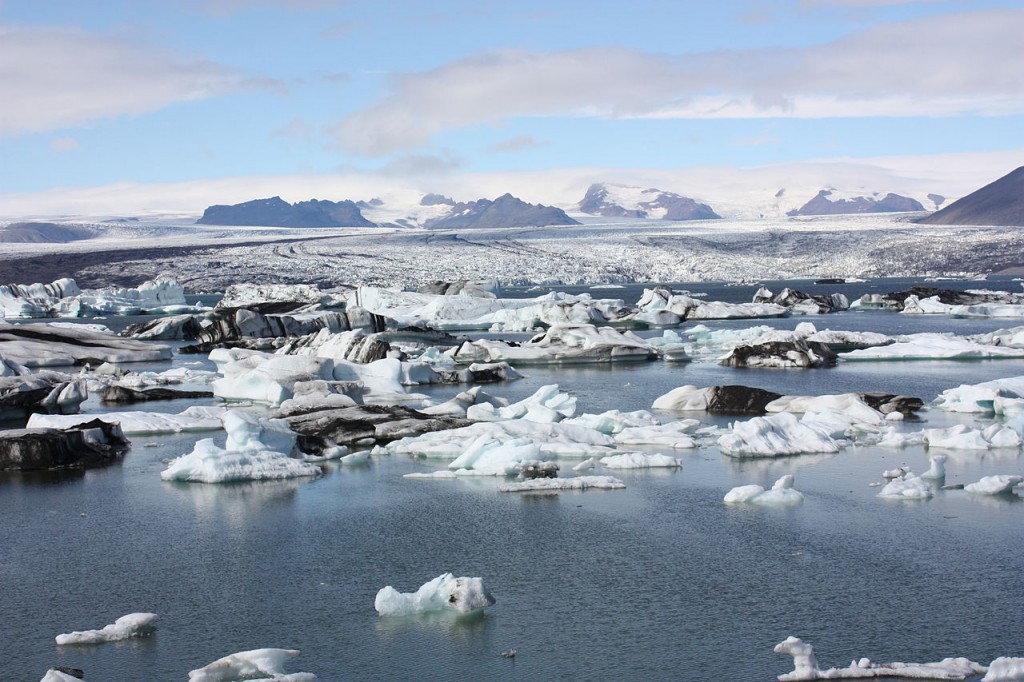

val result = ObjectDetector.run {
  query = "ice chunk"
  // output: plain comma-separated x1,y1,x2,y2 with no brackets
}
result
724,475,804,506
374,573,495,616
924,425,990,450
599,452,681,468
187,648,315,681
841,333,1024,361
718,412,840,458
40,670,84,682
922,455,947,480
499,475,626,492
965,475,1023,495
28,407,226,434
877,473,933,499
55,612,157,645
983,657,1024,681
446,435,541,475
466,384,576,423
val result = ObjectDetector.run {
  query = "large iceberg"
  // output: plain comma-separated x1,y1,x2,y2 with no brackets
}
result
983,657,1024,681
0,321,172,367
55,612,157,645
841,333,1024,361
1,277,198,318
718,412,840,458
188,648,316,682
374,573,495,616
28,406,225,434
452,324,657,364
932,376,1024,414
160,410,321,483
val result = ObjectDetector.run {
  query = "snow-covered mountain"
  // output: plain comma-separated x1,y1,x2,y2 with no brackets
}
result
786,189,926,216
577,183,721,221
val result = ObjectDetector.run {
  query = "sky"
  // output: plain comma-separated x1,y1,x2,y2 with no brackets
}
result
0,0,1022,216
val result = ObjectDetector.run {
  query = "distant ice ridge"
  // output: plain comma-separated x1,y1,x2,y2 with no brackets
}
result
374,573,495,616
160,410,321,483
188,648,315,681
0,276,202,319
724,475,804,506
774,635,987,680
55,612,157,645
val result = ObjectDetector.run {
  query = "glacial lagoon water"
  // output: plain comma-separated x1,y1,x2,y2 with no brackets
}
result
2,280,1024,681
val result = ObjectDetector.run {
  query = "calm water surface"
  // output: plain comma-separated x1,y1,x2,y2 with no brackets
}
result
2,280,1023,680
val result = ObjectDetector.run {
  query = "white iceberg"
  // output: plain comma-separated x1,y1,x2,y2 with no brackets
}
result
188,648,315,682
775,635,986,681
55,612,157,645
28,406,226,435
718,412,840,458
374,573,495,616
599,452,681,468
466,384,577,423
932,376,1024,414
965,475,1023,495
499,475,626,492
877,473,933,499
841,334,1024,361
922,454,947,480
724,475,804,506
924,425,992,450
983,657,1024,681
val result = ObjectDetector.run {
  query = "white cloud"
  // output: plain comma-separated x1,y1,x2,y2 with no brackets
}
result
0,24,258,137
1,147,1018,219
486,135,547,153
333,8,1024,155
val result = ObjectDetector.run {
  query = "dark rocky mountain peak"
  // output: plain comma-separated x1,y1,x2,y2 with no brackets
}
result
197,197,376,227
917,166,1024,227
787,190,925,216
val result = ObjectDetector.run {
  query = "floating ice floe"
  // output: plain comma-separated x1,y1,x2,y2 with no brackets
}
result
636,286,788,321
219,281,350,309
55,612,157,645
718,412,840,458
877,472,933,499
160,410,321,483
28,406,226,434
840,333,1024,361
467,384,576,422
719,330,837,368
0,372,86,420
922,454,947,480
599,452,681,468
40,669,84,682
724,475,803,506
932,376,1024,414
188,648,315,682
453,324,657,364
965,475,1024,495
374,573,495,616
774,635,986,681
0,321,172,367
499,475,627,492
902,293,1024,318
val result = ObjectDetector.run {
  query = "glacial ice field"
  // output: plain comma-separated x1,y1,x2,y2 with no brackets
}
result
3,213,1024,681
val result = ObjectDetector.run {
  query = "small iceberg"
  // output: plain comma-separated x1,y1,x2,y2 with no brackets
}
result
965,475,1023,496
877,472,933,499
499,475,626,492
599,452,681,469
188,648,315,681
374,573,495,616
724,475,804,506
55,612,157,645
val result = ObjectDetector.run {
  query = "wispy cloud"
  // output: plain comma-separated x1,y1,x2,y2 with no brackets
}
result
0,24,264,136
486,135,547,153
50,137,81,152
333,8,1024,156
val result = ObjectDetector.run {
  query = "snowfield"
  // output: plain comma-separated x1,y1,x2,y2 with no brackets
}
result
3,214,1023,289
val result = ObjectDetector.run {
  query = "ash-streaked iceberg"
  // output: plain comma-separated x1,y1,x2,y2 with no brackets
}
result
452,324,657,364
374,573,495,616
55,612,157,645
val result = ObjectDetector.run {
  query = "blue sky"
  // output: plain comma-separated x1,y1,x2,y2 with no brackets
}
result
0,0,1021,214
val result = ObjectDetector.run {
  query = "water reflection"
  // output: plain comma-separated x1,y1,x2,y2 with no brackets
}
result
162,478,309,525
374,610,492,638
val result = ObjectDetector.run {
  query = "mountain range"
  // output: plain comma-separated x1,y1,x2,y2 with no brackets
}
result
577,183,721,221
786,190,925,216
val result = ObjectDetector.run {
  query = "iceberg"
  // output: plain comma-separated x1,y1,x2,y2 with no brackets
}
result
466,384,576,423
983,657,1024,681
499,475,626,492
841,333,1024,361
877,473,933,499
599,452,681,468
774,635,986,681
1,277,198,319
160,410,321,483
452,324,656,365
55,612,157,645
718,412,840,458
965,475,1023,495
28,406,226,435
724,475,804,506
374,573,495,616
0,321,172,367
933,376,1024,414
188,648,315,682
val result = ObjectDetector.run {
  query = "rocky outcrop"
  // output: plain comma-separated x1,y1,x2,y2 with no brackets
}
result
578,183,721,221
197,196,376,227
420,193,455,206
424,193,580,229
787,190,925,216
0,419,130,471
917,166,1024,227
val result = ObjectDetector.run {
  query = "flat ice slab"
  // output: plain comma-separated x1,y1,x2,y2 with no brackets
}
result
774,635,987,680
188,648,315,681
55,612,157,645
